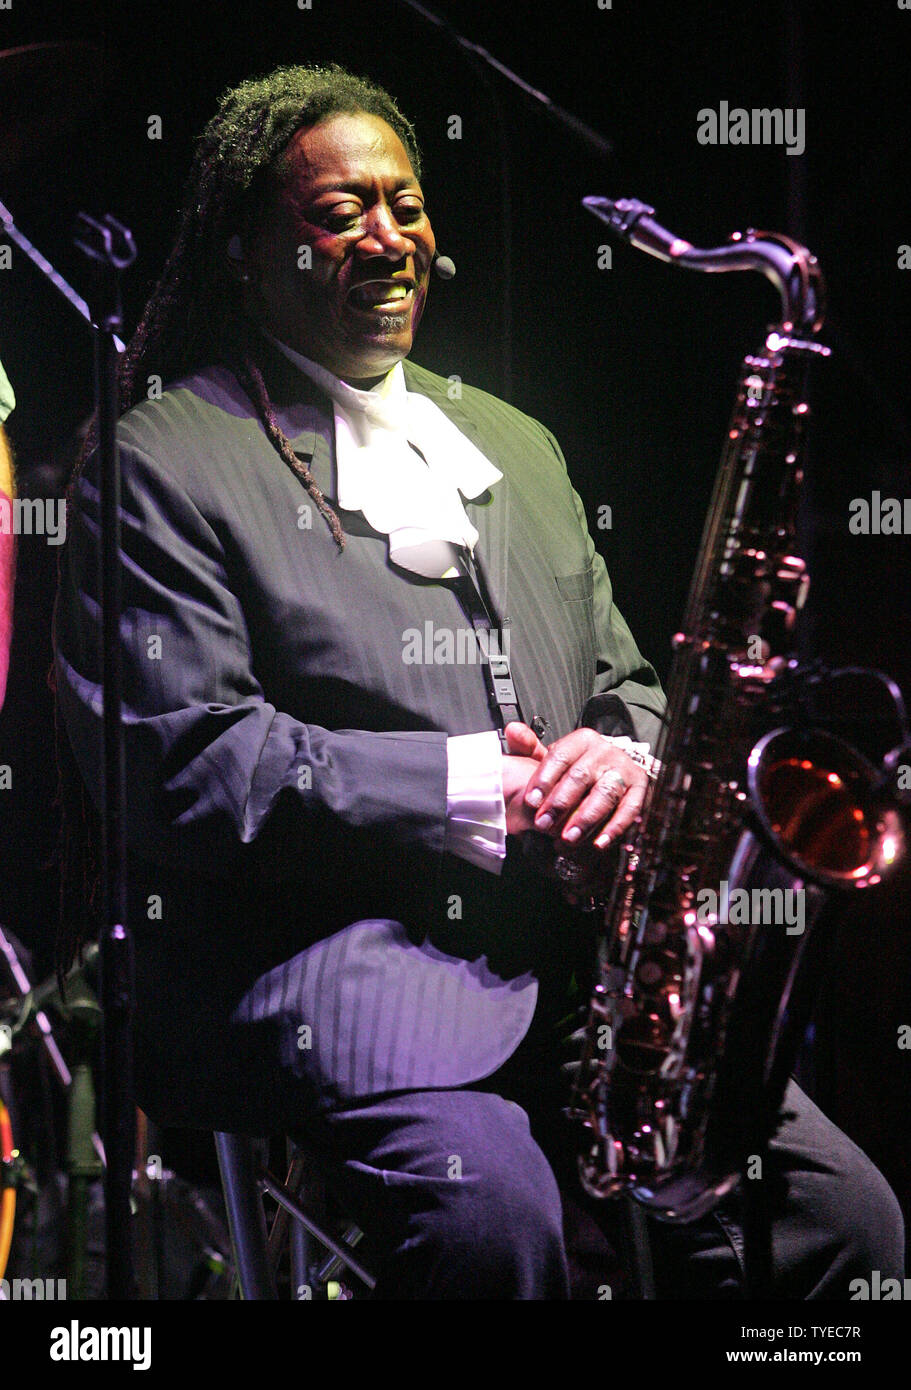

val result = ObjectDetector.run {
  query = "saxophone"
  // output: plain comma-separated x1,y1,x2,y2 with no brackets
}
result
570,199,905,1222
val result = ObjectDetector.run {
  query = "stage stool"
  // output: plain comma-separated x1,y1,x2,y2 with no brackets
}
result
213,1131,375,1299
214,1132,655,1301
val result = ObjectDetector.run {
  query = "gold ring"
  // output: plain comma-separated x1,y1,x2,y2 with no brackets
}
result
600,770,628,798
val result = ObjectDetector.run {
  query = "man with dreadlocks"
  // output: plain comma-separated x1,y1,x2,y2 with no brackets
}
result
54,65,903,1299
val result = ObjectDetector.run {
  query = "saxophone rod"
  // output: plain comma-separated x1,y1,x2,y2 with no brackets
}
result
583,196,824,333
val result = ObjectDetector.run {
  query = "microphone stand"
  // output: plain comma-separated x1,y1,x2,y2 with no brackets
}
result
0,196,136,1298
73,211,137,1301
0,200,126,352
394,0,613,159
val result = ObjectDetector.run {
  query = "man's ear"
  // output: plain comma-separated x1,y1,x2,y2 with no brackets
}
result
226,234,251,283
222,236,247,284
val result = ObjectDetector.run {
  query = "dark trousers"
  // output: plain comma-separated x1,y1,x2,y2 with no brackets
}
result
295,1075,905,1300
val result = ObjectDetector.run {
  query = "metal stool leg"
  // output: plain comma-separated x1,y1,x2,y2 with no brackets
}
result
280,1143,372,1298
260,1159,376,1292
214,1130,376,1297
286,1139,316,1299
213,1132,277,1300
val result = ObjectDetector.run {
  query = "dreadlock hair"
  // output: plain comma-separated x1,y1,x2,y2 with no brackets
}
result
54,65,423,984
120,62,423,546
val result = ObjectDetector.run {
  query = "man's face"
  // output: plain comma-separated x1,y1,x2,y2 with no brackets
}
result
241,111,435,387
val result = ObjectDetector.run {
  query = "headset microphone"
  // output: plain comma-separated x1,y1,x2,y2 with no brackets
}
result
433,253,456,280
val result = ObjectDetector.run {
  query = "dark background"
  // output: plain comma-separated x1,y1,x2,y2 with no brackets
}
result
1,0,909,1250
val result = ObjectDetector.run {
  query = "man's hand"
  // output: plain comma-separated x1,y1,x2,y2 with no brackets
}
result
508,724,648,851
501,723,547,835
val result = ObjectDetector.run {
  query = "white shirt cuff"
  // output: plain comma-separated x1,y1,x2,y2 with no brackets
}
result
445,731,506,874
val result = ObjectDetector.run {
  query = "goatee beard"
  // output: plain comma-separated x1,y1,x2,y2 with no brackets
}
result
371,314,406,335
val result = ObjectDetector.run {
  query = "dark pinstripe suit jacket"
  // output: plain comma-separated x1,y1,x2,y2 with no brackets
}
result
55,337,666,1131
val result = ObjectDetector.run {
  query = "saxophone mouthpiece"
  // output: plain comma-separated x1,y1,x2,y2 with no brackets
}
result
582,197,693,263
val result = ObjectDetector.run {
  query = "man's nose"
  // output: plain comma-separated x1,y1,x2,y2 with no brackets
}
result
357,205,416,259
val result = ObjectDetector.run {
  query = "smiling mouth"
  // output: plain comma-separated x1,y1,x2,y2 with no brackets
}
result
347,280,415,314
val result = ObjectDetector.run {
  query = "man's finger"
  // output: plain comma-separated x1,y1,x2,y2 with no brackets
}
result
592,780,648,848
533,757,603,833
524,730,595,809
557,767,633,842
503,721,546,761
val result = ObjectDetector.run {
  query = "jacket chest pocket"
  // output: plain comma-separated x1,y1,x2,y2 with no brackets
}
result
554,566,595,604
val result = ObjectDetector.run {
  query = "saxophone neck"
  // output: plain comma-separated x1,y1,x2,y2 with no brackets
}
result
583,196,826,335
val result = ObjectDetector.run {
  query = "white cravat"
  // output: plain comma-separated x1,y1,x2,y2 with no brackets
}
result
263,335,502,579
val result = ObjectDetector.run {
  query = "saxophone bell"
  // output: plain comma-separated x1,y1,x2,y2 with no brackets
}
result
749,726,905,889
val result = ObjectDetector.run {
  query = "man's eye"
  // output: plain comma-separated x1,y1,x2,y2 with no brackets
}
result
324,210,362,230
318,200,424,231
